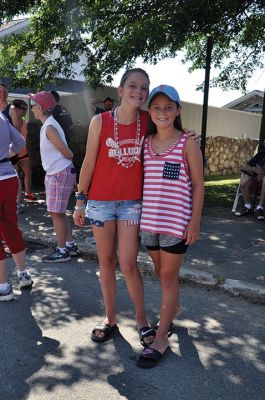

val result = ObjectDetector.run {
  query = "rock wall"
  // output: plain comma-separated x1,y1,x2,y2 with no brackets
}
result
204,136,259,176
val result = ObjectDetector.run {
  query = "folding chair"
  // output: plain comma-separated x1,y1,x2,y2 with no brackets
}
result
232,174,261,213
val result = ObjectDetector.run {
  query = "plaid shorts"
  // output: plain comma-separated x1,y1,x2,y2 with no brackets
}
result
45,166,76,213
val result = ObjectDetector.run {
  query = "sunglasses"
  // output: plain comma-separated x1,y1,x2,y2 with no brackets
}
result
30,101,37,108
19,106,28,111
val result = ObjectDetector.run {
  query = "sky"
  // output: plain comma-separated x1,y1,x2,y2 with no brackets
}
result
112,54,265,108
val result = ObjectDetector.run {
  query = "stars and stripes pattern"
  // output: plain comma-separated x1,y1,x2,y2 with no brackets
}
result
140,134,192,239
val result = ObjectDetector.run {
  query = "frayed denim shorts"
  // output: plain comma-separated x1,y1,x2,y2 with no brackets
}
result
86,200,142,227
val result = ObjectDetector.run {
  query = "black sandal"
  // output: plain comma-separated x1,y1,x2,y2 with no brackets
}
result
91,323,117,343
137,346,169,368
139,327,156,347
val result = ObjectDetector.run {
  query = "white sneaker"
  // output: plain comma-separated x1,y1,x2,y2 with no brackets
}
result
0,283,14,301
19,272,33,289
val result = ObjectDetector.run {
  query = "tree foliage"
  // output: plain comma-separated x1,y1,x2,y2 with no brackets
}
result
0,0,264,91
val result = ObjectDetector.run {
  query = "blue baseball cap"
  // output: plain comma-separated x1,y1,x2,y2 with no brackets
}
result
148,85,180,105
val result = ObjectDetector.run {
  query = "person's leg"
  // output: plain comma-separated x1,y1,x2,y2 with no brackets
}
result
257,176,265,207
0,177,26,261
13,165,23,205
117,222,150,330
0,258,8,283
240,174,252,205
149,249,182,317
150,250,184,354
49,212,69,248
19,158,32,195
148,249,161,277
256,176,265,220
45,167,76,250
0,177,31,291
92,221,117,338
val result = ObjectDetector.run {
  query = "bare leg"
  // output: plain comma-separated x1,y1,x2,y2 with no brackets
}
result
151,250,185,354
13,166,23,204
11,248,26,271
0,249,27,282
0,259,8,283
49,212,70,247
117,221,149,329
257,176,265,207
149,249,182,317
240,175,252,204
92,221,117,338
19,159,32,195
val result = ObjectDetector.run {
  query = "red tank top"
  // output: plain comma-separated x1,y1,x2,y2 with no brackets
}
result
89,110,149,200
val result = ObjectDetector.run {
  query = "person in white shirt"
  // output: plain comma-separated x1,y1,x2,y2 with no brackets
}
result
29,91,79,262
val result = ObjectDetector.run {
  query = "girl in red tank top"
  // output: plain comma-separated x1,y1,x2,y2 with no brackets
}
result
73,69,157,347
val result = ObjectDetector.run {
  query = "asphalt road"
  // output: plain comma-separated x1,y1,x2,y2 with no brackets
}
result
1,247,264,400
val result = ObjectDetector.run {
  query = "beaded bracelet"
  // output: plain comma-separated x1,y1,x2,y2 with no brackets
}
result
75,193,87,200
74,206,86,210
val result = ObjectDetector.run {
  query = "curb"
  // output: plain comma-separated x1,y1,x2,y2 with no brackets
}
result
24,233,265,305
137,252,265,305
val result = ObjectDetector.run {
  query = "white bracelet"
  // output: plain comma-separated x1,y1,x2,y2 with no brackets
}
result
74,206,85,210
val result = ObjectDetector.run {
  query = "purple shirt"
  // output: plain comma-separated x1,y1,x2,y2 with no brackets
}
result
0,112,25,179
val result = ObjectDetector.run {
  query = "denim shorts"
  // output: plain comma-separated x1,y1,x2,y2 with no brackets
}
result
86,200,142,227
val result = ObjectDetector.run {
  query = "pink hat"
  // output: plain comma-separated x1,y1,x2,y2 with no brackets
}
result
28,91,56,110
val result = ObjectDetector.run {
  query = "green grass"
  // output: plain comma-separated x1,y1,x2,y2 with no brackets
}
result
204,175,240,209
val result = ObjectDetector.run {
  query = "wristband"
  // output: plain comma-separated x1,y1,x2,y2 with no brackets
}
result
74,206,85,210
75,192,87,200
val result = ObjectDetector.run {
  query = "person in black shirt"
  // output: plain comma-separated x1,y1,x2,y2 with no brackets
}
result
50,91,73,145
95,97,114,114
235,140,265,220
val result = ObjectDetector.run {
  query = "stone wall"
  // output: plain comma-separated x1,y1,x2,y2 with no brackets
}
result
204,136,259,176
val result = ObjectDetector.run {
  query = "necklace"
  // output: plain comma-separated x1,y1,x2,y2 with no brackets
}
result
111,107,142,168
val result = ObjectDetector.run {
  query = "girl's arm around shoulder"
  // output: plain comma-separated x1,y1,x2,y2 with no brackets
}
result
184,138,204,245
46,125,73,159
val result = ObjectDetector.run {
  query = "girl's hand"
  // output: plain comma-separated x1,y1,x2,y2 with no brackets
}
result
183,129,201,145
73,209,86,227
183,221,200,245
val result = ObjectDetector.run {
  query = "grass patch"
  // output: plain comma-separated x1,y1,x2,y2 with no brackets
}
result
204,175,240,209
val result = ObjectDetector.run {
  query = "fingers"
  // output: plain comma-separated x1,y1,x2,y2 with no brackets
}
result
73,211,85,227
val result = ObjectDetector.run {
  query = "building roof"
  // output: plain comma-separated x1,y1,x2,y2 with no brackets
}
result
223,90,264,108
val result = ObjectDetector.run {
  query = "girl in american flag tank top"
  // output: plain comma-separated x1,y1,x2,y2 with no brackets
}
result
137,85,204,368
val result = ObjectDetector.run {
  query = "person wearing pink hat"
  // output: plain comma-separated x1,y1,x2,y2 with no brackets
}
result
29,91,79,262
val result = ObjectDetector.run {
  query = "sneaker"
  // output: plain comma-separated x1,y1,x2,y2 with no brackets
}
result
19,272,33,289
42,248,70,263
256,208,265,221
16,203,24,215
66,244,80,256
0,283,14,301
235,206,251,217
24,193,38,202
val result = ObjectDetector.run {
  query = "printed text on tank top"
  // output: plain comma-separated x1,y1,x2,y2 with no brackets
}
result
105,108,144,168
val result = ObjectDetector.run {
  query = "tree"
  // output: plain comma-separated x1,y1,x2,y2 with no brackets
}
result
0,0,264,91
